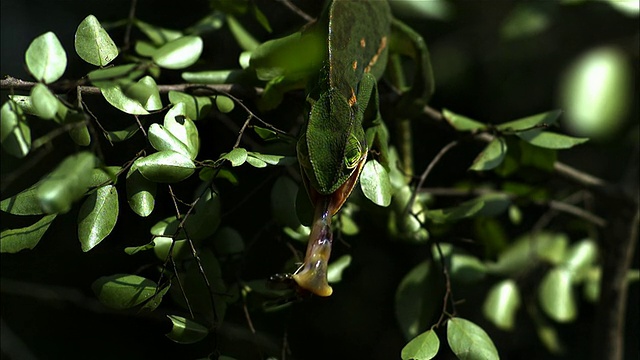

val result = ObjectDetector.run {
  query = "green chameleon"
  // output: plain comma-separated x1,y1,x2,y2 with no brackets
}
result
247,0,434,296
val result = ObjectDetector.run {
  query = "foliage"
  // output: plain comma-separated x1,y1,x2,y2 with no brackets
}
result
1,1,638,360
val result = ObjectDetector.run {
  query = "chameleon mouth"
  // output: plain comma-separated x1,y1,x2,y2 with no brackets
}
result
292,156,367,296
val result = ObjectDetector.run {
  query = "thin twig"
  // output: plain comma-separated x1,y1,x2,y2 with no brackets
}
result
405,140,458,218
276,0,315,22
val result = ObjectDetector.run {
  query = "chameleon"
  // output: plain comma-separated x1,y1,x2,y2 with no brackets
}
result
247,0,434,296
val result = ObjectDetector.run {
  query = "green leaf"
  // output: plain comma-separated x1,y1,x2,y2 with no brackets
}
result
168,91,213,120
134,150,195,183
134,40,157,57
133,76,163,111
562,239,598,282
360,159,392,207
227,15,260,51
487,231,569,276
516,130,589,149
447,318,499,360
326,254,352,283
427,193,510,224
92,274,156,310
401,329,440,360
148,123,192,159
75,15,118,66
212,227,245,256
469,137,507,171
184,186,222,241
88,166,120,188
1,100,31,158
88,64,142,88
163,103,200,159
30,83,60,120
247,152,296,166
165,315,208,344
124,241,155,255
221,148,247,167
141,283,171,311
25,32,67,83
134,19,182,46
36,152,96,214
395,261,441,340
153,237,190,261
0,214,57,253
442,109,487,132
106,124,140,142
77,185,119,252
1,183,43,215
245,156,266,168
126,166,156,217
100,84,150,115
483,279,521,330
215,95,235,113
152,35,203,69
8,95,36,115
496,110,562,132
539,267,576,322
270,176,301,229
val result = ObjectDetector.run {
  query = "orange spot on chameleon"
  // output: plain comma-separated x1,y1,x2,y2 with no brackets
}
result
364,36,388,73
348,87,357,107
360,38,366,48
352,60,358,70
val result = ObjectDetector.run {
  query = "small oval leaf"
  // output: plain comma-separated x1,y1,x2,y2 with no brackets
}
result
152,36,203,69
1,101,31,158
36,152,96,214
539,267,576,322
78,185,119,252
401,329,440,360
165,315,209,344
0,214,57,253
75,15,119,66
470,137,507,171
92,274,157,310
447,318,499,360
221,148,248,167
30,83,60,120
483,279,521,330
126,167,156,217
135,150,195,183
360,159,392,207
25,32,67,83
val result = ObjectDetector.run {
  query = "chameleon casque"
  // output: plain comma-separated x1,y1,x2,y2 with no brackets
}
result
248,0,433,297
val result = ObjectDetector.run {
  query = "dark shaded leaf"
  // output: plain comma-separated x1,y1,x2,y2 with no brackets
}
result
0,214,57,253
92,274,156,309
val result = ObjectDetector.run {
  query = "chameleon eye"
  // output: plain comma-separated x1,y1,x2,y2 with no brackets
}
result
344,133,363,169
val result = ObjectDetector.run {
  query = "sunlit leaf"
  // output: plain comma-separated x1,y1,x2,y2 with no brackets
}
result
487,231,569,276
75,15,118,66
141,283,171,311
539,267,576,323
401,329,440,360
148,123,192,159
496,110,562,132
483,279,521,330
0,214,57,253
221,148,247,167
163,103,200,159
25,32,67,83
100,84,150,115
134,150,195,183
165,315,208,344
30,83,60,120
516,130,588,149
88,64,142,88
126,166,156,217
124,241,155,255
447,318,499,360
168,91,213,120
327,255,352,283
134,19,182,46
215,95,235,113
153,237,190,261
247,152,296,166
442,109,487,132
78,185,119,252
92,274,156,309
0,100,31,158
227,15,260,51
360,159,392,207
246,156,267,168
152,36,203,69
36,152,96,214
469,137,507,171
562,238,598,282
